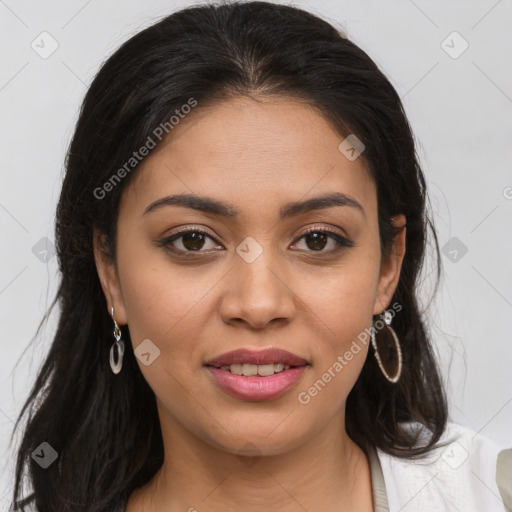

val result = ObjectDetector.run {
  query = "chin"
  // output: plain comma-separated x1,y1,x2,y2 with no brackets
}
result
201,417,310,457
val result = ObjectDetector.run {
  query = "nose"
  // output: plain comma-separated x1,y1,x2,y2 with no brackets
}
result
219,243,296,331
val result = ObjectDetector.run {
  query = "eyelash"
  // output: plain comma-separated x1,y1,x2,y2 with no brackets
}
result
157,225,355,257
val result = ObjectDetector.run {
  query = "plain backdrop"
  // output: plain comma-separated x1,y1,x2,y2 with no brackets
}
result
1,0,511,506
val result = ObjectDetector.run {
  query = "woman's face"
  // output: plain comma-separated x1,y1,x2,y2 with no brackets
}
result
94,96,405,457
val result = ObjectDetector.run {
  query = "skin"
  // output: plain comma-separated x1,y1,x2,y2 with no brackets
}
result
94,96,406,511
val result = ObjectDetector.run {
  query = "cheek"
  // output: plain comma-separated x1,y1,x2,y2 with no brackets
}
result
293,247,380,402
300,249,381,351
115,239,217,366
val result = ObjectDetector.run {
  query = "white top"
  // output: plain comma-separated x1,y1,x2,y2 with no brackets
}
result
371,421,511,512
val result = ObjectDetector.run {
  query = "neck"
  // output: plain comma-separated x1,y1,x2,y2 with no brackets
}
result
127,405,373,512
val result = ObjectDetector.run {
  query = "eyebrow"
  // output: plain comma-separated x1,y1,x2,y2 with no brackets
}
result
142,192,365,220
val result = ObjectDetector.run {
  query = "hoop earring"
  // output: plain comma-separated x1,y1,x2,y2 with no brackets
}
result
370,309,402,383
109,306,125,375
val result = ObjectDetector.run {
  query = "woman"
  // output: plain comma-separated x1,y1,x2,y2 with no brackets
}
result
10,2,510,511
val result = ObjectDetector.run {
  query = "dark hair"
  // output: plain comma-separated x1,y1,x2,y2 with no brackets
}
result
11,1,448,510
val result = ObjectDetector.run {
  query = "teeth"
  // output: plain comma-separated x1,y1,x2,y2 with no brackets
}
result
256,364,275,376
228,364,243,375
219,363,292,376
242,363,258,376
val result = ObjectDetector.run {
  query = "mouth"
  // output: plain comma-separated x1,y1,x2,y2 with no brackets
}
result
204,348,310,400
204,347,309,368
209,362,299,377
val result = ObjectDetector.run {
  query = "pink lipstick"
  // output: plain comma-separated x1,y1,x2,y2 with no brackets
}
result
204,348,309,401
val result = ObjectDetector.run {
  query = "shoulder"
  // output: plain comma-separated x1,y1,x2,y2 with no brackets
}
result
376,421,510,512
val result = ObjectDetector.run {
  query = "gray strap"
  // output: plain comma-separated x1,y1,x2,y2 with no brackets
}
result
368,446,390,512
497,448,512,512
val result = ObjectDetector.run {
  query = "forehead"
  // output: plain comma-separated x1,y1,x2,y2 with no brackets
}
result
121,96,376,222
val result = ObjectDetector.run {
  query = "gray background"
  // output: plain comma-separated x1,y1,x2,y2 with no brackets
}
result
1,0,511,505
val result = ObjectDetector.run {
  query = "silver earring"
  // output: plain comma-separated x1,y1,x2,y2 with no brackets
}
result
371,309,402,383
109,306,125,375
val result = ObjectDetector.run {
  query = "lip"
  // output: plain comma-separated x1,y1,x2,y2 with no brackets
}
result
204,348,309,367
204,347,310,401
206,366,309,401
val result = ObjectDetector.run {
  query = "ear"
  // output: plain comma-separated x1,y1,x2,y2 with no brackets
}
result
92,225,128,325
372,214,406,316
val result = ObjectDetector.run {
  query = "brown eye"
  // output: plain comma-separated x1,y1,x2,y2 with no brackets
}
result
159,229,223,254
291,228,354,254
303,232,329,251
180,232,207,251
158,226,354,257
